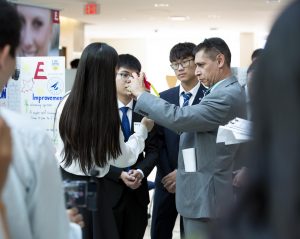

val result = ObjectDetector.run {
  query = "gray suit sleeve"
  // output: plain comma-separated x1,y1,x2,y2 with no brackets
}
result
135,91,237,133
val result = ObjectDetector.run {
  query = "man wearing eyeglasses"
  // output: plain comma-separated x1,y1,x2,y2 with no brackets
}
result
126,37,246,239
151,42,207,239
103,54,159,239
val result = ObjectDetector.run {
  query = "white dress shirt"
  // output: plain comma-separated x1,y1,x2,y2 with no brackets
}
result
55,94,148,177
0,108,70,239
118,99,145,177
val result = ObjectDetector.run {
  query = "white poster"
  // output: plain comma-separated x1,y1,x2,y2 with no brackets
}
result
2,57,65,140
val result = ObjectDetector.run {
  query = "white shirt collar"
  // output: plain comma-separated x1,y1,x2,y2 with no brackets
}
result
118,99,133,110
179,80,201,97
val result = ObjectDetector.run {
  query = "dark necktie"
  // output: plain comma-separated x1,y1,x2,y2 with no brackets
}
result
182,92,192,107
204,89,211,96
120,107,131,142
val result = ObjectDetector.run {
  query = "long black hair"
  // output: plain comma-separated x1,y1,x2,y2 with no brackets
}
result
59,42,121,174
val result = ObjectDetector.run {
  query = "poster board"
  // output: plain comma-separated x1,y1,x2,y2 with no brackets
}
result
0,57,65,142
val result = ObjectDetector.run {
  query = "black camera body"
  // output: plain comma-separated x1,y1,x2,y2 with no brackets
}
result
63,169,98,211
11,68,20,81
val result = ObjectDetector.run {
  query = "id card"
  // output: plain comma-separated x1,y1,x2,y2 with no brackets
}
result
134,122,142,133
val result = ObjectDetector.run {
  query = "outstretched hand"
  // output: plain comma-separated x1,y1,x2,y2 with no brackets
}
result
67,207,85,228
125,72,147,99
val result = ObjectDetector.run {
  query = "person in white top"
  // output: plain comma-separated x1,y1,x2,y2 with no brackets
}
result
0,3,82,239
55,42,153,238
0,117,12,239
1,108,70,239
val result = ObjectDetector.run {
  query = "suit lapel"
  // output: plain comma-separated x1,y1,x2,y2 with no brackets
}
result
131,100,142,134
192,83,207,105
168,86,180,106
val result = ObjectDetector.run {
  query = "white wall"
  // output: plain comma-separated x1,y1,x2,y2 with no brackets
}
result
86,32,241,93
59,21,267,92
59,17,84,68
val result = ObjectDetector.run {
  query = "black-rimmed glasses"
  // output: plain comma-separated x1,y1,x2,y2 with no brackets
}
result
117,72,132,80
170,58,194,70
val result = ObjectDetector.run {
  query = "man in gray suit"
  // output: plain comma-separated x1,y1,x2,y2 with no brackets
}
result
126,37,246,239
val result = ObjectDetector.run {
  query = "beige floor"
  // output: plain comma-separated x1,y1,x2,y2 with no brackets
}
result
143,167,181,239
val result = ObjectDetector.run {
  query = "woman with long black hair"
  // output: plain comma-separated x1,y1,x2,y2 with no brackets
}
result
55,42,153,239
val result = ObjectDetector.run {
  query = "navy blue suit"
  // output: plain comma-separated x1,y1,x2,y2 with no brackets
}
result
103,101,160,239
151,84,206,239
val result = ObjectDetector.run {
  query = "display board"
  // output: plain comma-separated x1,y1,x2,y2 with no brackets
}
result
0,57,65,141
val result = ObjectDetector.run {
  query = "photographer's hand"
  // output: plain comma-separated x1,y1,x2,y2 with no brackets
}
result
67,207,85,228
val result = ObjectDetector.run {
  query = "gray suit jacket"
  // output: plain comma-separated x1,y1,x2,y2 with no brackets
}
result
135,76,246,219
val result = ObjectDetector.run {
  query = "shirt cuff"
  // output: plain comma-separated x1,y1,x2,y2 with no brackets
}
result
136,169,144,178
133,123,148,140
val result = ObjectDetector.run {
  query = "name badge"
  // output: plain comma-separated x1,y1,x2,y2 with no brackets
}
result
134,122,142,133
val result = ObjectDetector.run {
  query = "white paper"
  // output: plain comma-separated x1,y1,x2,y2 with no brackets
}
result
133,122,142,133
217,117,253,145
182,148,197,172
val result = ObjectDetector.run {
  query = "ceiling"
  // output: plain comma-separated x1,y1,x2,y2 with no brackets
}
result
11,0,293,38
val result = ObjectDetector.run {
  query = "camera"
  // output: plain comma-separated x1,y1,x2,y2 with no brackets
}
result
63,169,98,211
64,180,87,208
11,58,20,81
11,68,20,81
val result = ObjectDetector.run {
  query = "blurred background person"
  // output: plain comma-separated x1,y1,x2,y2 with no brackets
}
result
16,4,59,56
70,58,80,69
213,1,300,238
0,117,12,239
232,59,259,193
0,2,75,239
251,48,263,62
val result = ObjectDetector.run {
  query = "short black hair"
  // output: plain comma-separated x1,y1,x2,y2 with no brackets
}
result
118,54,141,73
193,37,231,67
70,58,80,68
251,48,264,61
169,42,196,62
0,1,21,57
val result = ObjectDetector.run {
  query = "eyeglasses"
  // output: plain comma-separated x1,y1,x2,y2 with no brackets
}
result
117,72,132,80
170,58,194,70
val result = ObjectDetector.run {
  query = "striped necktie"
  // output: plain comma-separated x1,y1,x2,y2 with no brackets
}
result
182,92,192,107
120,107,131,141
